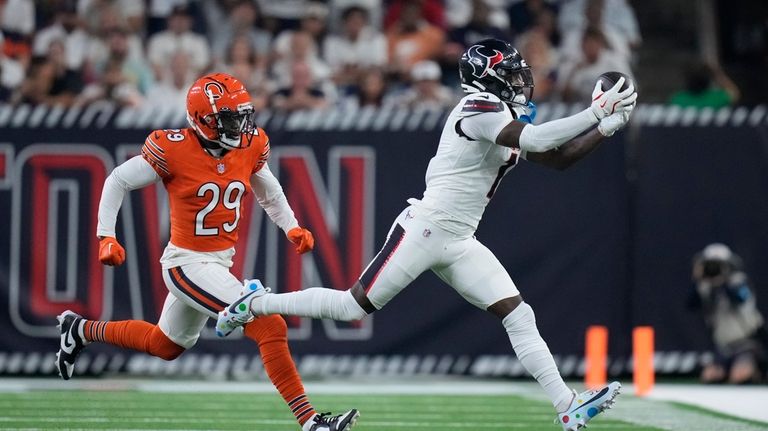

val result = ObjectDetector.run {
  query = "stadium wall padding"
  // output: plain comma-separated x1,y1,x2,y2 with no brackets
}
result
1,103,767,378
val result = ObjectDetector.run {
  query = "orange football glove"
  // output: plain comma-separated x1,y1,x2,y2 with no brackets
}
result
99,236,126,266
287,227,314,254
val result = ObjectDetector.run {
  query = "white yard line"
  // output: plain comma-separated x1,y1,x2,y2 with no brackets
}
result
613,396,768,431
646,384,768,425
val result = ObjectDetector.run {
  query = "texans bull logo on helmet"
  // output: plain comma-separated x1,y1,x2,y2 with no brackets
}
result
466,45,525,79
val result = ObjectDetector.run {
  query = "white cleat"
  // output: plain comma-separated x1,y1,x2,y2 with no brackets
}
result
215,279,267,337
302,410,360,431
555,381,621,431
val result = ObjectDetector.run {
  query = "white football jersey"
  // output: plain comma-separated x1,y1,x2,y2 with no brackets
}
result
408,92,526,236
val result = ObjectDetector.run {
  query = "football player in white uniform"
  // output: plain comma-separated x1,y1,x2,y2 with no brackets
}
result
217,39,637,430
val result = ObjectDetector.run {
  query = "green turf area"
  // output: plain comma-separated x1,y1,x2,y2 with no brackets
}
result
671,402,768,429
0,391,664,431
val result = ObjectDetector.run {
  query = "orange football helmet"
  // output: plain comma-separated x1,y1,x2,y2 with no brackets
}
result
186,73,256,150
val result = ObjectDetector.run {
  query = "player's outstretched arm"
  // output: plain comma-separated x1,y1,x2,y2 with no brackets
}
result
524,128,606,170
496,78,636,153
525,105,635,170
250,164,314,254
97,156,161,265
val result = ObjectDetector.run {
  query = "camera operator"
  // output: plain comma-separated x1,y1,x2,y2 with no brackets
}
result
689,243,768,383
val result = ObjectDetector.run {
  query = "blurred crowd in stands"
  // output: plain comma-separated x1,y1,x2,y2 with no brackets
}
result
0,0,739,111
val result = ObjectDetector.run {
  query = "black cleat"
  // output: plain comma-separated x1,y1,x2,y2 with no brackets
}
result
302,410,360,431
55,310,88,380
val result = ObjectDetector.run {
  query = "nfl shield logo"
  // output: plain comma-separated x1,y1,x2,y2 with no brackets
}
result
217,163,225,174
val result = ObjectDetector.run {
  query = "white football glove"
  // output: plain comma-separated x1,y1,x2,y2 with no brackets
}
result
590,77,638,120
597,101,635,137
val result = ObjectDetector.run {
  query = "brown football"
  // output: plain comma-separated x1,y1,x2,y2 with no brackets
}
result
599,71,633,92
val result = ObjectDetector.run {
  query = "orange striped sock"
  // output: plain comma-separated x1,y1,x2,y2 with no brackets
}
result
82,320,184,361
244,316,316,425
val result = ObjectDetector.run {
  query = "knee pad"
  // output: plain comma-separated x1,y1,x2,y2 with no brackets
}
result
147,326,185,361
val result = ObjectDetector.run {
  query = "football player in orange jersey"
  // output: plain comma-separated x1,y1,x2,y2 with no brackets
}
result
54,73,359,431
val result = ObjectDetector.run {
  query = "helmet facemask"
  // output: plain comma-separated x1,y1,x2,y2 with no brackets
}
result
494,67,534,106
206,105,256,150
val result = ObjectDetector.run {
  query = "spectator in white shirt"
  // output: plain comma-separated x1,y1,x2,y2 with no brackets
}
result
78,0,145,34
90,29,154,96
396,60,454,110
0,0,35,60
271,60,329,112
323,6,387,87
272,30,331,90
558,0,640,62
84,3,145,70
0,34,25,102
33,5,90,71
211,0,272,68
273,2,328,59
558,26,633,102
144,51,194,109
147,5,210,81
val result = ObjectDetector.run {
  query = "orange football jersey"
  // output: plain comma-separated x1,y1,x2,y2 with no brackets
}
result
141,128,270,252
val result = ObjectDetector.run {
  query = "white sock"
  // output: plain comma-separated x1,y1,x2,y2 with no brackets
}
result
76,320,90,344
502,302,573,411
251,288,368,321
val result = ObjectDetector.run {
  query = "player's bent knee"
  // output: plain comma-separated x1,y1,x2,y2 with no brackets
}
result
487,295,523,320
147,326,185,361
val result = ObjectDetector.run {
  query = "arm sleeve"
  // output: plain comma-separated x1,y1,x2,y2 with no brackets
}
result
517,109,599,153
97,156,161,238
250,163,300,234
